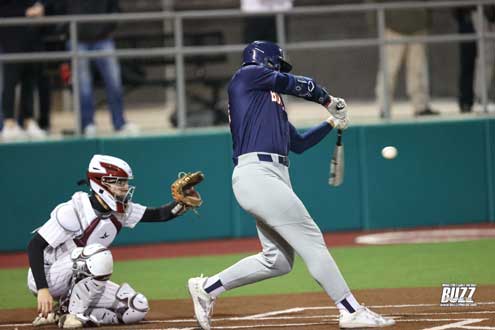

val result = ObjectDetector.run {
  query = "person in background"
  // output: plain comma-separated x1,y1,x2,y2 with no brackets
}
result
374,2,439,117
0,0,47,141
54,0,138,136
453,6,476,113
0,45,3,132
241,0,294,43
19,0,55,132
473,5,495,111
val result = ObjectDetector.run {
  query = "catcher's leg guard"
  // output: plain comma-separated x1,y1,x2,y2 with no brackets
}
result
115,283,149,324
58,309,119,328
68,277,106,315
87,308,119,325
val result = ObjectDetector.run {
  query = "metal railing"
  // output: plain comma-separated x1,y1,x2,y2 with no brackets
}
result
0,0,494,132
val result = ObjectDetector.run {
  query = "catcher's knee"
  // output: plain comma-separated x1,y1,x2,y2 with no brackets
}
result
115,283,149,324
71,243,113,281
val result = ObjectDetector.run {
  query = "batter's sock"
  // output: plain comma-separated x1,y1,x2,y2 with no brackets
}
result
337,294,361,314
203,275,225,298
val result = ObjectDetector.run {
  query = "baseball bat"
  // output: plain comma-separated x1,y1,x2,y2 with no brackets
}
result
329,129,344,187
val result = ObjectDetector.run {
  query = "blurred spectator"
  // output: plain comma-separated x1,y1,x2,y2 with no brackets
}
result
473,5,495,111
35,61,52,130
374,3,439,117
489,6,495,109
19,1,56,131
19,61,52,130
453,6,476,113
0,0,47,141
241,0,293,43
55,0,138,136
0,46,3,132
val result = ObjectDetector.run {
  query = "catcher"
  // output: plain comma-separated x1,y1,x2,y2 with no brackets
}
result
26,154,204,328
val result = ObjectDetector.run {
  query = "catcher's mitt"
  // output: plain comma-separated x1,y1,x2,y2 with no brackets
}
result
171,171,204,208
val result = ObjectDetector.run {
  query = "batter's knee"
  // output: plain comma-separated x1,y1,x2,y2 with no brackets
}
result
261,250,294,276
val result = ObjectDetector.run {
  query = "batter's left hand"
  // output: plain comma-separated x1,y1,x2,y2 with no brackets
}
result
326,96,347,119
327,116,349,130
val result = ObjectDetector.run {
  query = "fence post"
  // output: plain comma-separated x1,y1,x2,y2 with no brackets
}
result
174,15,187,130
378,7,390,119
276,12,286,48
477,4,488,113
70,21,81,135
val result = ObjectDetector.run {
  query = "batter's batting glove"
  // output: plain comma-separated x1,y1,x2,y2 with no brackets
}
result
327,116,349,130
326,96,347,120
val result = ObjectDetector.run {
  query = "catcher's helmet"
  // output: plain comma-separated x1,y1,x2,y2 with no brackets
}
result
87,155,135,213
242,40,292,73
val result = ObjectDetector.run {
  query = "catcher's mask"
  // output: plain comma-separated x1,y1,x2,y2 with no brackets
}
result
242,40,292,73
87,154,135,213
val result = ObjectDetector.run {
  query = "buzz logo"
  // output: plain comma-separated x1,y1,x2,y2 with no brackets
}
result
440,284,477,306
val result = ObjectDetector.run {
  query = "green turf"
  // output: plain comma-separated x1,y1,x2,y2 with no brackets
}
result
2,239,494,310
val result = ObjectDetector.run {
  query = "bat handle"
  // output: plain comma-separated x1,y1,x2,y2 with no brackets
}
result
336,129,343,146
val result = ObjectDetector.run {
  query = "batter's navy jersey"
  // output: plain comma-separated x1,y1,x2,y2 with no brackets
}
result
228,65,333,162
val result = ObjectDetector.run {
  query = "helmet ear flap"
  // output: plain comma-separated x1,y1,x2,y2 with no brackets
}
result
264,57,279,71
280,59,292,73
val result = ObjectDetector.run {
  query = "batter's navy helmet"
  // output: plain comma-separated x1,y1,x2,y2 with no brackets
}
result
242,40,292,73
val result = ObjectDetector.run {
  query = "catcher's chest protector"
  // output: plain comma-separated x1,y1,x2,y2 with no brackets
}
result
71,193,122,247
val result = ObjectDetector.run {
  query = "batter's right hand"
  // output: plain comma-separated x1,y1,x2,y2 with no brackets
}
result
37,288,53,317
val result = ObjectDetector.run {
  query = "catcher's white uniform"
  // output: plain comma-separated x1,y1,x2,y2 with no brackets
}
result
27,192,148,326
28,191,145,296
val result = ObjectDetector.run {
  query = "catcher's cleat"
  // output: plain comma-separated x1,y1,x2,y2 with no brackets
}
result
188,276,215,330
339,306,395,328
32,312,59,326
58,314,84,329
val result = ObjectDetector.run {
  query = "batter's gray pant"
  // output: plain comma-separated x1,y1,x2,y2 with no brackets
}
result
217,152,350,303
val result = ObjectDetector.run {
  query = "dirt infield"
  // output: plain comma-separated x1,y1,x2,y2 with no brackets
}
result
2,286,494,330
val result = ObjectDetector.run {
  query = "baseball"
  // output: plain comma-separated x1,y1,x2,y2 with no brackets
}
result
381,146,398,159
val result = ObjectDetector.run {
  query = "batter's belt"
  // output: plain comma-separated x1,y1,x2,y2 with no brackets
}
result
234,152,289,167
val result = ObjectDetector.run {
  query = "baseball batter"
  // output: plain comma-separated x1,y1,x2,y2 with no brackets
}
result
187,41,395,329
27,154,202,328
